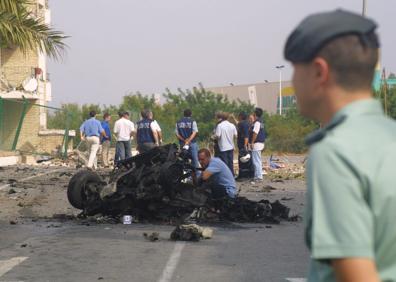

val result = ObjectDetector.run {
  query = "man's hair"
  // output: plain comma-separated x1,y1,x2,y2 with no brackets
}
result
239,112,247,120
198,148,211,158
254,108,263,118
184,109,192,117
216,111,229,120
317,33,378,91
89,110,96,118
123,111,130,117
118,111,124,118
103,112,110,119
141,109,151,119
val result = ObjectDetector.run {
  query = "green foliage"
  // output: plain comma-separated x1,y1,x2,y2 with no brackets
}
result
265,107,319,153
47,86,319,153
375,87,396,119
0,0,67,59
162,85,254,143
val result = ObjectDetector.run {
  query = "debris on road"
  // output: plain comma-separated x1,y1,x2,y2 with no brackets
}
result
67,144,292,224
8,188,16,194
143,232,160,242
171,224,213,241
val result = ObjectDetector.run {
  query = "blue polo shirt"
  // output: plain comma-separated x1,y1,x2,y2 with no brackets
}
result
206,157,237,198
80,118,103,137
100,121,111,143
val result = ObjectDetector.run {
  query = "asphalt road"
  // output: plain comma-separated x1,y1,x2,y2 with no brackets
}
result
0,191,309,282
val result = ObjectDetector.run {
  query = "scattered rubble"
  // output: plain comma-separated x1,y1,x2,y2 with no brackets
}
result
67,144,293,224
170,224,213,241
143,232,160,242
0,146,305,226
8,188,16,194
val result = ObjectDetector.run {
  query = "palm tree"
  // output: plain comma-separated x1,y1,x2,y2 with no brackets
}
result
0,0,67,60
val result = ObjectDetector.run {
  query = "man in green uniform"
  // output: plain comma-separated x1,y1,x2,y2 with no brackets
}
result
284,10,396,282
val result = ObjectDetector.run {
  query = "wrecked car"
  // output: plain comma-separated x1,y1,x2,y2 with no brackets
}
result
67,144,290,223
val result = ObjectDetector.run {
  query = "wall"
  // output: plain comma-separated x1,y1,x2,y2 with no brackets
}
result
207,81,294,114
1,48,38,89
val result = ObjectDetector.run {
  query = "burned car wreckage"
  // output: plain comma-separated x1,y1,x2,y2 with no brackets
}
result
67,144,290,223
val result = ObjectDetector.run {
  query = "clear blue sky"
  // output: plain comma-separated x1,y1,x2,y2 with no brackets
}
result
48,0,396,106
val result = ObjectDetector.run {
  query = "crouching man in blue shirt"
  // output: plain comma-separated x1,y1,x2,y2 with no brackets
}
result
197,148,237,199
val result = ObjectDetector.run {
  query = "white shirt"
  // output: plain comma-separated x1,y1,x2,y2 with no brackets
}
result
215,120,237,152
152,120,161,132
114,118,135,141
252,120,265,151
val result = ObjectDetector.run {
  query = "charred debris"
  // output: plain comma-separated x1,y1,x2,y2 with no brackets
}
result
67,144,291,224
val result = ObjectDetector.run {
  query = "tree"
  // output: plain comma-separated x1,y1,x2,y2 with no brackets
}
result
163,85,254,143
0,0,67,59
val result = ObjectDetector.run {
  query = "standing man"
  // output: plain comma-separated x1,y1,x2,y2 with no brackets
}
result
176,109,199,170
80,110,107,170
249,108,266,181
113,111,135,161
215,112,237,175
148,111,163,145
136,109,158,153
100,113,111,168
236,112,253,180
113,111,123,164
285,10,395,281
197,148,236,200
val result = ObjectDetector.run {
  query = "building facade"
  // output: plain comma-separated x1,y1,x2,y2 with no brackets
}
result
207,81,296,114
0,0,74,154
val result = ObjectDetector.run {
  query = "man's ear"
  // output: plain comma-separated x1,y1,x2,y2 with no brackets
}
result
312,57,330,87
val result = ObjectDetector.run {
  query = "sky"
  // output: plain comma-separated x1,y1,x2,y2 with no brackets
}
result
47,0,396,107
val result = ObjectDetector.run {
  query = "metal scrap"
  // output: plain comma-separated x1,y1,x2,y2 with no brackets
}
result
67,144,292,224
170,224,213,241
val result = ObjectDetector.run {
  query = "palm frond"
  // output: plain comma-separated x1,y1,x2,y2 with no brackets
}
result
0,0,31,18
0,2,68,60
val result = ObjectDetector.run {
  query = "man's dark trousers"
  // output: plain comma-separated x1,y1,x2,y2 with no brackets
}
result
116,141,132,161
219,149,234,175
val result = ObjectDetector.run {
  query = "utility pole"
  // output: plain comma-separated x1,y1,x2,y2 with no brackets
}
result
381,68,388,115
362,0,367,16
275,65,285,115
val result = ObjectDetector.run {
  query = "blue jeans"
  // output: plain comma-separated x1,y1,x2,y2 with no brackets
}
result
116,141,132,161
189,142,199,169
219,149,234,175
251,150,263,180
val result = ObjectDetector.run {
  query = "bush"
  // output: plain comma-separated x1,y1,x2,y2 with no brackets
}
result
265,108,319,153
48,86,319,153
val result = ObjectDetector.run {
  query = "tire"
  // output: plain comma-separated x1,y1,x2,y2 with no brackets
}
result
67,170,102,209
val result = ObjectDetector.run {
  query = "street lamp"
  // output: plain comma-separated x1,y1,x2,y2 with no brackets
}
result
362,0,367,16
276,65,285,115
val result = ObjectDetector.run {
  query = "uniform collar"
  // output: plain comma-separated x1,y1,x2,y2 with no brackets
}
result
305,98,382,146
331,98,383,121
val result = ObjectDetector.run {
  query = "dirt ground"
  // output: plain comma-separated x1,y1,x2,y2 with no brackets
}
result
0,155,306,224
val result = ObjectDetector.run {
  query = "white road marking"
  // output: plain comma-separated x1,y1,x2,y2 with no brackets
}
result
285,278,306,282
0,169,64,191
0,257,28,277
157,242,186,282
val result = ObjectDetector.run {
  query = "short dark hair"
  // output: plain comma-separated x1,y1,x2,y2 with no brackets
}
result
317,33,378,91
89,110,96,118
118,111,124,118
103,112,110,119
239,112,247,120
123,111,130,116
184,109,192,117
198,148,211,158
141,109,150,119
254,108,263,118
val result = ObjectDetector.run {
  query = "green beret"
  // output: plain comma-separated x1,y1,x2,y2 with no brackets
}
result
284,9,379,63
